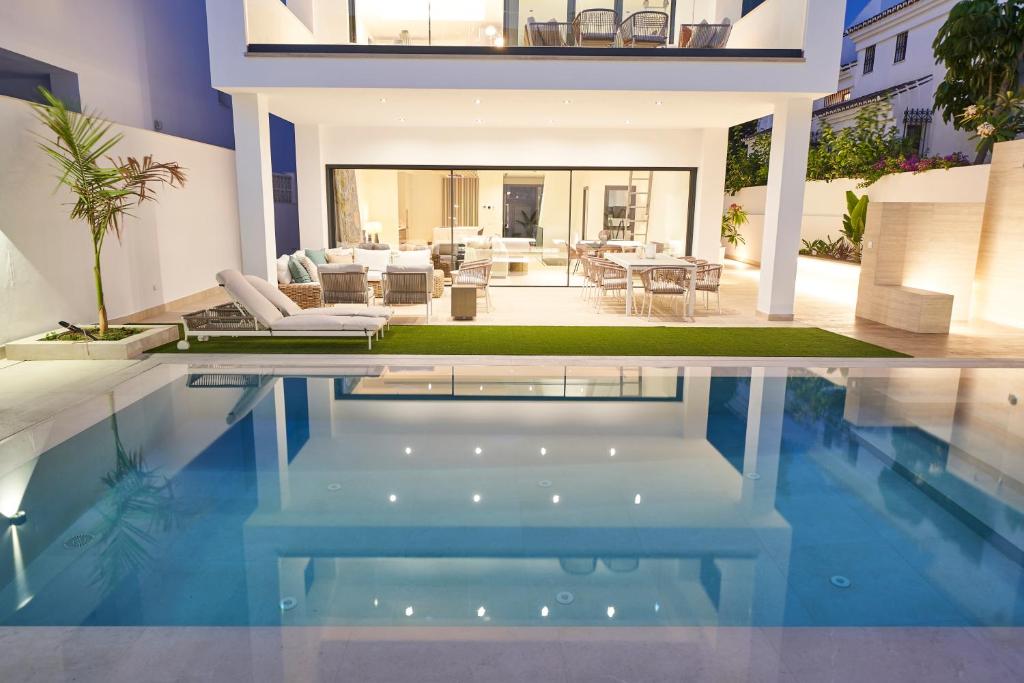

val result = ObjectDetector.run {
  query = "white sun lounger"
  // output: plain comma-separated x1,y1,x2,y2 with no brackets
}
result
243,274,392,328
185,270,386,350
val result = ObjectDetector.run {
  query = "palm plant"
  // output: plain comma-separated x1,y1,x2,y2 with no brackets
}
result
31,88,186,334
514,208,540,237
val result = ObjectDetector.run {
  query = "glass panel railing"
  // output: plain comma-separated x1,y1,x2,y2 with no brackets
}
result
246,0,805,51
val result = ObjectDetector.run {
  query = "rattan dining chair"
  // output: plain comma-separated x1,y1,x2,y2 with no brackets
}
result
319,264,374,305
592,259,630,313
695,263,723,313
638,267,691,321
573,9,619,47
616,11,669,48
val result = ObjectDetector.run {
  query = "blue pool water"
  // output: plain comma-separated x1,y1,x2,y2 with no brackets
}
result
1,365,1023,628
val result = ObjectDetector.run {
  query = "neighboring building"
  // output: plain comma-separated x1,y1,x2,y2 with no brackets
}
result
0,1,234,149
815,0,974,158
206,0,845,321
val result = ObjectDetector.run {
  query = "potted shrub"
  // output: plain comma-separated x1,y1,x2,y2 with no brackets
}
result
30,87,185,340
720,203,748,262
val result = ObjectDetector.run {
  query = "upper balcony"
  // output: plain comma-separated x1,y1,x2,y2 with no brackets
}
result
208,0,844,96
244,0,803,55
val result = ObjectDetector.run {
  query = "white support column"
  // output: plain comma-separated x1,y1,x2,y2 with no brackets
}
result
757,97,813,320
295,124,329,250
692,127,729,262
232,92,277,279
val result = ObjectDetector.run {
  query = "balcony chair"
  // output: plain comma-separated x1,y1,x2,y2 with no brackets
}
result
382,265,434,321
678,18,732,49
525,17,568,47
616,11,669,48
452,258,494,312
573,9,619,48
638,267,691,321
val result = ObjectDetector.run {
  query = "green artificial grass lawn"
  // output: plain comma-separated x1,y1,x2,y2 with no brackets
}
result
151,325,908,358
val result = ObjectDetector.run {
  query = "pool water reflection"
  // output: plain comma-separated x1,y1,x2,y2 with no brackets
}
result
1,365,1022,628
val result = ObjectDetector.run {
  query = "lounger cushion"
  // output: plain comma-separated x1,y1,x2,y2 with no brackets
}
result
270,315,382,332
217,270,285,327
245,275,305,316
300,305,391,319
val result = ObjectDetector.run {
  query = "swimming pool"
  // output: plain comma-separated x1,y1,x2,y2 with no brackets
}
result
1,364,1022,629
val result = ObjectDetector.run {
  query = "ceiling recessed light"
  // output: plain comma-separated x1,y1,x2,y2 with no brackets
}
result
379,97,387,104
634,494,642,505
405,606,414,616
552,494,560,504
475,447,483,455
475,118,484,124
540,447,547,455
474,98,482,105
562,99,572,105
477,606,487,617
625,119,632,125
388,493,398,503
607,606,616,619
654,100,663,106
397,117,406,123
472,493,482,503
540,606,549,617
404,447,412,455
610,448,617,457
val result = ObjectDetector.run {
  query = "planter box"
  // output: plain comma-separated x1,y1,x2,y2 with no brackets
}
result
4,325,180,361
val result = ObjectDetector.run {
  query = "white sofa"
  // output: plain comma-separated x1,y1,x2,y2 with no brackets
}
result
353,248,392,285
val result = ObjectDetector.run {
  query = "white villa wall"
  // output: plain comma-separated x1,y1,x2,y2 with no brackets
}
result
724,164,990,265
320,126,705,169
0,95,241,346
0,0,233,149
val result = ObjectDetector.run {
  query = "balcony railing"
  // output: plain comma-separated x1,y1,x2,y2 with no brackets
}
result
243,0,807,55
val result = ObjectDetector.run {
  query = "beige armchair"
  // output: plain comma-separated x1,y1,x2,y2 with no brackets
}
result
382,265,434,321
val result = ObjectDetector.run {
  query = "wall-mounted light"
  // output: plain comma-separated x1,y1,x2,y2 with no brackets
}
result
5,511,27,527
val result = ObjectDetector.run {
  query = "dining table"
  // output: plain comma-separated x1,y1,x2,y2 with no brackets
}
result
603,252,698,319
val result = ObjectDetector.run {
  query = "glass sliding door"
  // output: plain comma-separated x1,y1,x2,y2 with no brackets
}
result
454,169,571,286
329,166,693,288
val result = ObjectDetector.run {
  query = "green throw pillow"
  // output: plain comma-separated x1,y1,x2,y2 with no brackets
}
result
288,255,312,283
305,248,328,265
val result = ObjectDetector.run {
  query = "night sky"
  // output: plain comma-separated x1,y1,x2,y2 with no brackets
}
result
846,0,874,25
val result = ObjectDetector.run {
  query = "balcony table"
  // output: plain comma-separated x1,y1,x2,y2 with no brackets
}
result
603,252,698,319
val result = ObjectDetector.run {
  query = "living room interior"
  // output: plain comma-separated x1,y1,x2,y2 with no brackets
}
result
332,166,694,287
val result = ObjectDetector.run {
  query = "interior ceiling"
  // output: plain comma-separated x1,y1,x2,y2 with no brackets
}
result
261,88,776,130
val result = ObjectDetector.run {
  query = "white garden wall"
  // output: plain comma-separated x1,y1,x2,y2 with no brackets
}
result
723,164,991,265
0,95,241,346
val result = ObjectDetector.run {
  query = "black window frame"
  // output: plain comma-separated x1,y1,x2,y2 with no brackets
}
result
894,31,908,63
863,45,875,74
